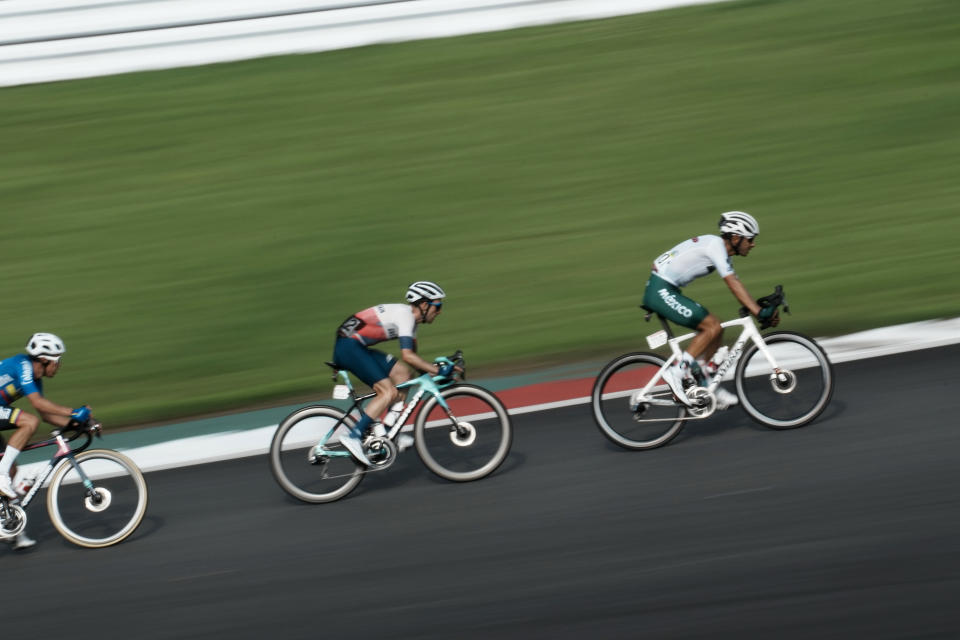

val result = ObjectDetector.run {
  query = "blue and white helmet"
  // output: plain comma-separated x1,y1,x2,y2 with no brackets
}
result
718,211,759,238
405,281,446,303
26,332,66,361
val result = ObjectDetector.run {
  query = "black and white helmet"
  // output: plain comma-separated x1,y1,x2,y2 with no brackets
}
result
718,211,759,238
26,332,66,361
405,281,446,304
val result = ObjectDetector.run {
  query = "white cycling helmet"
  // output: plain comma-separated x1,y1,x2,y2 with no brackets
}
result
26,332,66,361
718,211,759,239
406,281,446,303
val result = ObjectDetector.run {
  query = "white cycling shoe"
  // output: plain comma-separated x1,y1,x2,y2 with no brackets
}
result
0,475,16,499
7,531,35,550
661,365,692,406
714,386,739,410
339,430,372,467
397,434,415,452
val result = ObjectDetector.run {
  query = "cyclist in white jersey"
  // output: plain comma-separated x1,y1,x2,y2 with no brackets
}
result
332,281,453,466
641,212,779,408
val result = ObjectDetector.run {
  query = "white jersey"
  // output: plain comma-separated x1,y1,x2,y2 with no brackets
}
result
652,235,734,288
338,303,418,350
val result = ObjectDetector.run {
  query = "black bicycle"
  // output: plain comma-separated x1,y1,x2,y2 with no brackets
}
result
0,418,148,548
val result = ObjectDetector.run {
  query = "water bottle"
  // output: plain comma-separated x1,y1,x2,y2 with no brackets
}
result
712,346,730,366
383,402,404,427
15,472,37,497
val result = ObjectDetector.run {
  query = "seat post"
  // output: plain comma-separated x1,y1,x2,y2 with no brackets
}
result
658,315,675,339
641,305,675,339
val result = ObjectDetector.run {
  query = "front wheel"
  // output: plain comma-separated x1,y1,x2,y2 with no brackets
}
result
735,331,834,429
414,385,512,482
269,405,365,503
591,352,688,450
46,449,148,548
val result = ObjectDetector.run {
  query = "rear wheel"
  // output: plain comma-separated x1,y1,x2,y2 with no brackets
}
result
591,352,688,450
46,449,148,548
735,331,834,429
414,385,512,482
269,405,364,503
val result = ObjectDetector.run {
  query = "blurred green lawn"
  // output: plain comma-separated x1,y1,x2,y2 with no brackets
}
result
2,0,958,426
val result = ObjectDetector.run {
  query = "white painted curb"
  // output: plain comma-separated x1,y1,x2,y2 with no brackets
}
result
14,317,955,484
1,0,731,87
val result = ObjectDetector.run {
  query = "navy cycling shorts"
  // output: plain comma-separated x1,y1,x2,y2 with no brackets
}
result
333,337,397,387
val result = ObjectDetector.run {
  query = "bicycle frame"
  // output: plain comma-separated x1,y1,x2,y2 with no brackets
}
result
318,369,458,458
2,426,96,510
638,315,781,405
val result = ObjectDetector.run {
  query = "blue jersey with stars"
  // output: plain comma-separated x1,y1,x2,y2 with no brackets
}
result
0,355,42,406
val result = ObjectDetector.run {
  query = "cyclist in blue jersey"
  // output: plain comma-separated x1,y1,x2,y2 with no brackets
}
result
0,333,92,549
332,281,457,466
641,212,779,408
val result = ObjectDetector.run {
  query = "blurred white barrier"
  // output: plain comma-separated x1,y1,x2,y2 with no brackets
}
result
0,0,728,87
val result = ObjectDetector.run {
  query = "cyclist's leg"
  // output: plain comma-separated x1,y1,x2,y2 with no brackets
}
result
1,409,37,452
0,409,37,497
642,274,709,353
642,275,711,396
333,338,397,433
384,359,412,407
690,314,722,361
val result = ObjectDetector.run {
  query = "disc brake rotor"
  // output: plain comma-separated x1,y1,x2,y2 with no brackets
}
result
85,487,113,512
450,422,477,447
770,369,797,394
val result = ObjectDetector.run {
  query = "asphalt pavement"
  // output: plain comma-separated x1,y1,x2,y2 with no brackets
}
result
8,345,959,639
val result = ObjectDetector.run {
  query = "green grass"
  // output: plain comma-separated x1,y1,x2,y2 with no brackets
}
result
2,0,958,426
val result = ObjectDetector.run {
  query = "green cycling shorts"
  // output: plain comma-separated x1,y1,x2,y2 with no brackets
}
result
641,273,709,329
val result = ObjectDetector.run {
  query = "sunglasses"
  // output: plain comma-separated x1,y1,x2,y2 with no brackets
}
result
429,301,443,309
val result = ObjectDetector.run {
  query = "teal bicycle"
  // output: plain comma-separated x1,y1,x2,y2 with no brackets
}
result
269,351,512,503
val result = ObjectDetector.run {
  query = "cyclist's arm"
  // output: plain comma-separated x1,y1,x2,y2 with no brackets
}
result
25,392,75,427
400,348,441,375
723,274,762,316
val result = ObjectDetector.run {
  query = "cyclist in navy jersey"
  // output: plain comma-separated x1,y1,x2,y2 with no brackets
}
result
0,333,92,549
332,281,456,466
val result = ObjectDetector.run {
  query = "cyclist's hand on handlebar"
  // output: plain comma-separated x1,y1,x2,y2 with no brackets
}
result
70,405,92,425
757,305,780,329
436,363,464,378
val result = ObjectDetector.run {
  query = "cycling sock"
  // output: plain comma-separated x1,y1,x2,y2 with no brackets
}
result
0,445,20,476
352,412,374,438
680,352,706,386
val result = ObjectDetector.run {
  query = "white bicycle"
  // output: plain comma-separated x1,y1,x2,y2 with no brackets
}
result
591,286,834,450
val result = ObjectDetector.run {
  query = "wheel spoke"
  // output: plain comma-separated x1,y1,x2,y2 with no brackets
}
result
415,385,512,482
269,406,364,503
736,332,834,429
591,353,688,450
46,450,148,548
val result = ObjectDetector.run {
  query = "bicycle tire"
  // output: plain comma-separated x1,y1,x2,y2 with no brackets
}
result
734,331,834,429
414,384,512,482
591,352,689,450
269,405,364,503
46,449,148,548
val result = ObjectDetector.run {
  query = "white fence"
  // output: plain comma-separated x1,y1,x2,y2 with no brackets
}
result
0,0,726,87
